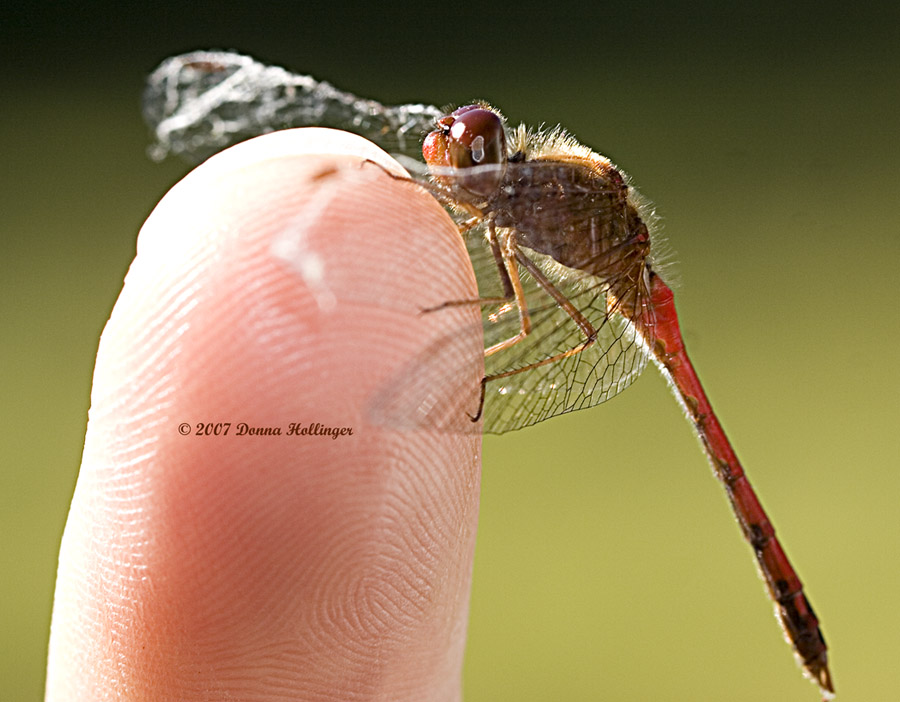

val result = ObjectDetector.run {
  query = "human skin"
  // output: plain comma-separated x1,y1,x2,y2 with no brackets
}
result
45,129,482,701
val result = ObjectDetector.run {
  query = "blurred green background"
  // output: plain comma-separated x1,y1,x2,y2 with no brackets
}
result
3,3,898,700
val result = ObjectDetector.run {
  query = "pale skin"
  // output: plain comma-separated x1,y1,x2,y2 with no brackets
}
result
45,129,482,701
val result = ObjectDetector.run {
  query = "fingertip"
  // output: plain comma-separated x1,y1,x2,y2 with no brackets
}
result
48,129,482,700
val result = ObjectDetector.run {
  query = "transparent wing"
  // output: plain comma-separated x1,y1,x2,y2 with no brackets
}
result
143,50,443,163
467,233,653,434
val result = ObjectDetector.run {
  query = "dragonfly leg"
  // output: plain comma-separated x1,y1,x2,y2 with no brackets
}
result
513,250,596,339
420,228,513,315
482,227,535,356
429,225,536,355
361,158,487,221
419,215,518,314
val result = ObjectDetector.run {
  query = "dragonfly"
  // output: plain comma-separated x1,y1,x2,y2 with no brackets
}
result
144,50,834,699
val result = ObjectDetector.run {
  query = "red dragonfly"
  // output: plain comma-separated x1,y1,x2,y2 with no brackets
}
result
144,51,834,699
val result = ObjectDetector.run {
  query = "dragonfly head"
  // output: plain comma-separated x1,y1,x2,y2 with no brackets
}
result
423,105,507,201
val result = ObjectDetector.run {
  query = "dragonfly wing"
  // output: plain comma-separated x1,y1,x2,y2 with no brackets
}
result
144,51,443,163
468,229,653,434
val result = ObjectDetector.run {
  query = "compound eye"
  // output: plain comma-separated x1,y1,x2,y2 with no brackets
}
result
445,106,506,197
